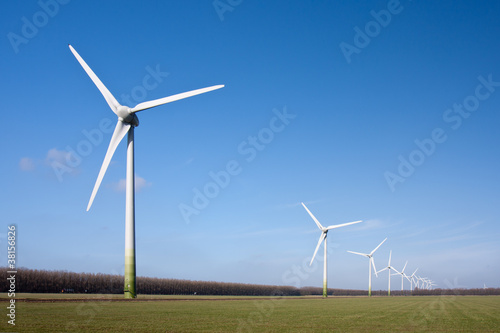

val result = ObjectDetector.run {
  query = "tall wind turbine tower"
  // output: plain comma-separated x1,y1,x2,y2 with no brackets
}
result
69,45,224,298
301,203,361,298
347,238,387,297
377,250,397,296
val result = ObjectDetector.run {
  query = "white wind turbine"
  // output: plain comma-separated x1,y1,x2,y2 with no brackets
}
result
347,238,387,297
415,275,420,289
420,277,430,290
69,45,223,298
427,279,437,290
406,268,418,292
301,202,362,298
393,261,408,292
418,276,428,290
376,250,397,296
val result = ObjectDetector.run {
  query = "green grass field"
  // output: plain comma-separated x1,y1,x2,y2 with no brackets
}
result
0,295,498,332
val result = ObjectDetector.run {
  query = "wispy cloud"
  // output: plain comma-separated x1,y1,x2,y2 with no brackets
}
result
110,175,152,192
407,220,495,247
19,157,35,171
450,220,484,234
19,148,81,178
183,157,195,166
351,218,385,231
45,148,73,166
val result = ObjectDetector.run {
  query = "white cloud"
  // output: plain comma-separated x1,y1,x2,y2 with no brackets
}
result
352,218,385,231
45,148,73,165
111,175,151,192
111,179,127,192
44,148,81,181
19,157,35,171
135,176,152,191
19,148,81,178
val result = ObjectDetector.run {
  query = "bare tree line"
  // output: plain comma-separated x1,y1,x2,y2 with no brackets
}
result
2,268,498,296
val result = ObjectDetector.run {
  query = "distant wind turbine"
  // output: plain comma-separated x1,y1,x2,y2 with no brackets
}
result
301,202,362,298
420,277,430,290
414,275,421,289
418,276,428,290
377,250,397,296
69,45,224,298
347,238,387,297
406,268,418,291
393,261,408,292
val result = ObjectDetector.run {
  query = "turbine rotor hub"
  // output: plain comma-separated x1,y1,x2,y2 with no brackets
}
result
117,106,139,127
116,105,131,119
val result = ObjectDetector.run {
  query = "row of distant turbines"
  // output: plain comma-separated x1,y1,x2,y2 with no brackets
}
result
376,249,437,296
302,203,437,297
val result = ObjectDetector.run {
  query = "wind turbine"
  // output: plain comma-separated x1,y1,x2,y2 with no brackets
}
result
414,275,421,289
393,261,408,292
427,279,437,290
301,202,362,298
376,250,397,296
420,277,430,290
69,45,224,298
406,268,418,292
417,276,427,290
347,238,387,297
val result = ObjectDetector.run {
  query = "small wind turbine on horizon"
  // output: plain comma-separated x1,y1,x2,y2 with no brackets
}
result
416,275,425,290
429,280,437,290
69,45,224,298
406,268,418,291
393,261,408,292
347,237,387,297
414,275,420,289
377,250,397,296
301,202,362,298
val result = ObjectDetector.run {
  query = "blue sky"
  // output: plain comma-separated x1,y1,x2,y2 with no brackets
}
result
2,0,499,291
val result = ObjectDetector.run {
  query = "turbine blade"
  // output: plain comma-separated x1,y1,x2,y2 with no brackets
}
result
412,268,419,277
130,85,224,113
326,220,362,230
87,120,130,211
301,202,324,230
68,45,120,114
310,232,326,266
370,237,387,256
347,250,369,257
376,267,388,274
388,250,392,266
372,258,378,277
401,261,408,273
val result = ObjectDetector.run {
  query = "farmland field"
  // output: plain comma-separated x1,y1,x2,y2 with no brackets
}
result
0,294,498,332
